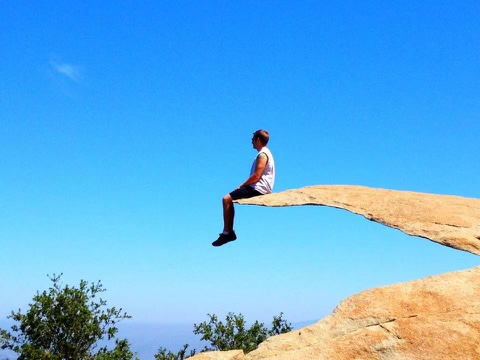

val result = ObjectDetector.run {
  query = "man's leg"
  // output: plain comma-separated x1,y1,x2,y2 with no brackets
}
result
222,193,234,233
212,194,237,246
213,186,261,246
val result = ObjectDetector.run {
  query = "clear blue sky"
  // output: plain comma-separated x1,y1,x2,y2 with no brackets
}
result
1,0,479,332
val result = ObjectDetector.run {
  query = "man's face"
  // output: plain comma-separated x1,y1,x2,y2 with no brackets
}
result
252,136,262,149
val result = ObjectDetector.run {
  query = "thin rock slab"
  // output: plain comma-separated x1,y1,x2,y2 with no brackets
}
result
237,185,480,256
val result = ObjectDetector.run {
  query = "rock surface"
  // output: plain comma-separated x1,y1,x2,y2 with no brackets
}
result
190,266,480,360
191,350,245,360
237,185,480,256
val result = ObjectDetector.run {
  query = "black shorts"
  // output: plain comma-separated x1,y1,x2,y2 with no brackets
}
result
229,186,263,200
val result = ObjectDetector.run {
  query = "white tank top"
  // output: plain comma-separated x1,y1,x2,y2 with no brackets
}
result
250,147,275,194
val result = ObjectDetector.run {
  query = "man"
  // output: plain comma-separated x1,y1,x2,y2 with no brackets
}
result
213,129,275,247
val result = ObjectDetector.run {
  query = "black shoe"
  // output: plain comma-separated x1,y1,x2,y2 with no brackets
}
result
212,231,237,247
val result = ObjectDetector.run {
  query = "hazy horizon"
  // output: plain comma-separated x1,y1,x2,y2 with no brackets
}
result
0,318,319,359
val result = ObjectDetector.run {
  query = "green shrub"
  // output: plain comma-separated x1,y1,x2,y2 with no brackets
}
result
0,274,137,360
154,312,292,359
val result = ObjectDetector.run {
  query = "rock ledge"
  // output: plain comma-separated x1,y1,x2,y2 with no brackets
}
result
238,185,480,256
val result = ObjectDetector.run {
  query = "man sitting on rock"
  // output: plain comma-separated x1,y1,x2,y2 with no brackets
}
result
213,129,275,247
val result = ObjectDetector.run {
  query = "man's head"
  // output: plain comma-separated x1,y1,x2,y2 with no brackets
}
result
252,129,269,147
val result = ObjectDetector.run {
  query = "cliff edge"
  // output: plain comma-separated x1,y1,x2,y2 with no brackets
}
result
191,266,480,359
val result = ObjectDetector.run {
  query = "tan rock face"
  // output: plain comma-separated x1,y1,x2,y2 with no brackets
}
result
249,266,480,360
191,267,480,360
237,185,480,256
190,350,245,360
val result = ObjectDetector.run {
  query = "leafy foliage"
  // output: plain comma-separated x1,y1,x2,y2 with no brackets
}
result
95,339,137,360
154,344,196,360
0,274,137,360
194,312,292,353
154,312,292,359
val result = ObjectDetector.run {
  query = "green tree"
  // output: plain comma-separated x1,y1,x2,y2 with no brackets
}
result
154,312,292,359
194,312,292,353
154,344,196,360
95,339,137,360
0,274,137,360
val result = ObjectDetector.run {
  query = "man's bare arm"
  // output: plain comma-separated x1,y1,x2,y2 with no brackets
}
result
238,153,268,188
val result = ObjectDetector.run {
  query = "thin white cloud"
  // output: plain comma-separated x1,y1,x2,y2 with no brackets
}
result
51,61,83,82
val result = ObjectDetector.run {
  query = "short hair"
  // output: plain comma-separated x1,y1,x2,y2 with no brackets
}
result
253,129,269,145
